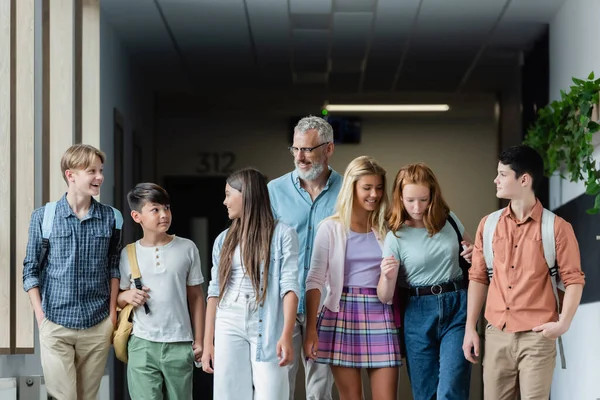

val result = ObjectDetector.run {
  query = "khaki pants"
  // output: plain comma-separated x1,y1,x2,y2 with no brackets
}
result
39,317,113,400
483,324,556,400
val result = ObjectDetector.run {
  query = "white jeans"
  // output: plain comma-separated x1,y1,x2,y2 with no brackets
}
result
214,292,289,400
287,314,334,400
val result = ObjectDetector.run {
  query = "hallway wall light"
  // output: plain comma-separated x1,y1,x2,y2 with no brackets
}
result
323,104,450,112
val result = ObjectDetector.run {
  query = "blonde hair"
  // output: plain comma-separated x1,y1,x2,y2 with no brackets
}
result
388,163,450,237
327,155,388,239
60,144,106,184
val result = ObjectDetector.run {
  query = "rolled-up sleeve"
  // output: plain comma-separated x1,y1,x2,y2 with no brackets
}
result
555,218,585,287
468,216,490,285
207,230,227,299
279,225,300,299
305,221,330,293
23,209,43,292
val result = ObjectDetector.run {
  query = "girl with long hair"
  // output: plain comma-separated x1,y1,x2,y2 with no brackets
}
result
377,163,473,400
304,156,402,400
201,168,300,400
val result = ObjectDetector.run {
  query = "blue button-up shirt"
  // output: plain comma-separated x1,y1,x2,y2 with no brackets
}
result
268,168,342,314
23,194,122,329
207,222,300,362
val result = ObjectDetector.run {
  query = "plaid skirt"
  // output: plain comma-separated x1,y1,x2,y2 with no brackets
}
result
316,287,402,368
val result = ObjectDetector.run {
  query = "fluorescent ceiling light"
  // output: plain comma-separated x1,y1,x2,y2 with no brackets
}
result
323,104,450,112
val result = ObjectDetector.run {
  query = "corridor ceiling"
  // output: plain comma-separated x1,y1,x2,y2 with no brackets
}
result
100,0,565,93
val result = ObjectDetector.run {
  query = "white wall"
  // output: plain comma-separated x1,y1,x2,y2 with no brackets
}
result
549,1,600,399
549,0,600,209
156,94,500,236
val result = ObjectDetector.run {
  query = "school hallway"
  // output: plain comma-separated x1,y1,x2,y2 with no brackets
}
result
1,0,599,399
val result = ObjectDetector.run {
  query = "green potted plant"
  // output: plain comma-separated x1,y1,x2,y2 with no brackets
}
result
524,72,600,214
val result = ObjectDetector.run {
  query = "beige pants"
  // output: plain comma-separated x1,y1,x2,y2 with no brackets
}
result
39,317,113,400
483,324,556,400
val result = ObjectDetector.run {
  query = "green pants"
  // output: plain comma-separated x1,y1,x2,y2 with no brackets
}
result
127,335,194,400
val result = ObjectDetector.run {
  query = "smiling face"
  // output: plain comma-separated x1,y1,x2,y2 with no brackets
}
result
292,129,331,181
401,183,431,223
131,202,172,234
223,183,243,219
353,174,384,213
65,155,104,197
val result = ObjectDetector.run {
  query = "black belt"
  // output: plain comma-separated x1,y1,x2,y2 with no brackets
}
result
409,280,466,297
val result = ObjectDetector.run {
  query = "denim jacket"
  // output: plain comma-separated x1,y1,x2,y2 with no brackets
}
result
207,221,300,362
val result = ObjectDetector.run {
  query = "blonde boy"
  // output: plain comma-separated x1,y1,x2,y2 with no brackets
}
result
23,144,122,400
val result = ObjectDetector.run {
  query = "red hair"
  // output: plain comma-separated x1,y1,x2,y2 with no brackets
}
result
388,163,450,236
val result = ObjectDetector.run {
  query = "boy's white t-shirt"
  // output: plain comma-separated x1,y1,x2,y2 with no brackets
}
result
119,236,204,343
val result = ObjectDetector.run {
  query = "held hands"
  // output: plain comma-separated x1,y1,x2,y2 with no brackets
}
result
303,329,319,362
462,327,480,364
460,241,473,264
123,286,151,307
201,344,214,374
277,333,294,367
380,255,400,280
532,320,568,340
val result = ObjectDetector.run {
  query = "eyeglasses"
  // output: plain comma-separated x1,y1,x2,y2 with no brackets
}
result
288,142,330,156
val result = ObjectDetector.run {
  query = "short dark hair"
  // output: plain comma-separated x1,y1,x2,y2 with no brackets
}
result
127,183,170,212
499,145,544,191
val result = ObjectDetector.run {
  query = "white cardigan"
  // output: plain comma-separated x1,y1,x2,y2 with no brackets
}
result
305,219,383,312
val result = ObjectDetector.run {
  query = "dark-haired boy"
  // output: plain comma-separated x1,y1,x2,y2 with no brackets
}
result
463,145,585,399
117,182,205,399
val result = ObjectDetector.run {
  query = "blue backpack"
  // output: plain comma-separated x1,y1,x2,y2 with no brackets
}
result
38,201,124,267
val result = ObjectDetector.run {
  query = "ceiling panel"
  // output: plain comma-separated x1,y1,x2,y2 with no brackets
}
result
502,0,566,23
331,12,372,69
292,29,330,73
332,0,376,13
100,0,566,93
289,0,332,15
246,0,292,83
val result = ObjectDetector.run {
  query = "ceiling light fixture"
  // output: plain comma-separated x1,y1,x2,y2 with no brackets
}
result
323,104,450,112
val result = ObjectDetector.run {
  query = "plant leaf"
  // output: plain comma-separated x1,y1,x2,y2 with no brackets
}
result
586,181,600,196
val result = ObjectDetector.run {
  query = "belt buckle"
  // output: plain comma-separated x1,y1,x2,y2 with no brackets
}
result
431,284,443,295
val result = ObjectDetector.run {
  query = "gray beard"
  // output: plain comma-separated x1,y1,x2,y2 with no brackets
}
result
295,162,324,181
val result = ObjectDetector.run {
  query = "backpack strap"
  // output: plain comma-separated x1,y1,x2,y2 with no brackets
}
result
108,206,124,258
38,201,58,268
110,206,124,230
126,243,150,315
446,213,469,287
482,209,503,280
541,208,566,369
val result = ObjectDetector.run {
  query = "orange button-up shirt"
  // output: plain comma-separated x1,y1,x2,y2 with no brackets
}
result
469,200,585,332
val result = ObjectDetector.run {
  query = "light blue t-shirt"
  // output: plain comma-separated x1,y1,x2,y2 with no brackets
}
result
383,211,464,287
268,168,342,314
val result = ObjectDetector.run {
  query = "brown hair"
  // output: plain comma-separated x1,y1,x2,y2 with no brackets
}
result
60,144,106,184
218,168,275,304
388,163,450,236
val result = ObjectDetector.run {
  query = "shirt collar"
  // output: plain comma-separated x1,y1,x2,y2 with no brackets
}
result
503,198,543,223
56,193,102,220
